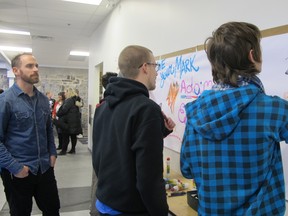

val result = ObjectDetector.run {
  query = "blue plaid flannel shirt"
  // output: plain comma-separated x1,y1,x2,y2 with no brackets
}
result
181,83,288,215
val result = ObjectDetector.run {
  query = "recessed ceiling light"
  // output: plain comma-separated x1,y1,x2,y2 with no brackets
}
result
0,46,32,52
70,51,89,56
62,0,102,5
0,29,30,36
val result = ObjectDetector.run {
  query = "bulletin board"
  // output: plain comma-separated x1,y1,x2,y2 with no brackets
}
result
150,24,288,198
150,47,213,152
260,26,288,200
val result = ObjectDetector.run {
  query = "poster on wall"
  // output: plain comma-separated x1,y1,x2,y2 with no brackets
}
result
260,32,288,200
150,50,213,152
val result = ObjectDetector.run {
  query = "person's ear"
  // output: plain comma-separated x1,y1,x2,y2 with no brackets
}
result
248,49,262,72
248,49,256,63
12,67,19,76
141,63,148,75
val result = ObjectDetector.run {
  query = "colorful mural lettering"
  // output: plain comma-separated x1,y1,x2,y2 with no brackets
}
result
150,50,213,152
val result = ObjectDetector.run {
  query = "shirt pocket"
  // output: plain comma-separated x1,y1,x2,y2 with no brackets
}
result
15,111,33,130
38,109,50,125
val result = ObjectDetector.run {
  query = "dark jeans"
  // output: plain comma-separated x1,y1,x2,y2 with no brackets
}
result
1,167,60,216
57,132,63,149
62,134,77,152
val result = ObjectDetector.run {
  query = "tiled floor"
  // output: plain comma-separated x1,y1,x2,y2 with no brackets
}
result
0,138,93,216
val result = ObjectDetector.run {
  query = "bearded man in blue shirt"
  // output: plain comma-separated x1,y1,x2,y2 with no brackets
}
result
181,22,288,215
0,53,60,216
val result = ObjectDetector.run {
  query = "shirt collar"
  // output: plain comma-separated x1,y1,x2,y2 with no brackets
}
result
13,83,39,97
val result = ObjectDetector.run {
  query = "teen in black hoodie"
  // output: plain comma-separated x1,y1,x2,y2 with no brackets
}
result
92,45,175,216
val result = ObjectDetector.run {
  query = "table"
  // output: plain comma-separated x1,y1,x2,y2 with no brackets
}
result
166,171,198,216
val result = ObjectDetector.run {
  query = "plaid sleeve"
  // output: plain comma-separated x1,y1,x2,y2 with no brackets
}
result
180,128,193,179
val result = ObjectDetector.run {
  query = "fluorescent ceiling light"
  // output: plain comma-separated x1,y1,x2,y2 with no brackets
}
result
70,51,89,56
62,0,102,5
0,29,30,36
0,46,32,52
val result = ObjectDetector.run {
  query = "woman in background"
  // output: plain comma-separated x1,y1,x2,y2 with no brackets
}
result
75,89,84,138
52,91,66,150
57,88,82,155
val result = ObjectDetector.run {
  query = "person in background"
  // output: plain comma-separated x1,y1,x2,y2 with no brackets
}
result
90,72,118,216
46,91,56,115
0,53,60,216
57,88,82,155
92,45,175,216
100,72,118,90
180,21,288,215
75,89,84,138
52,91,66,150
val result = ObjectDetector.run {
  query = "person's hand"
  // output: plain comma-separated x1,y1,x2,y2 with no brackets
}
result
162,112,176,131
14,166,29,178
50,155,57,167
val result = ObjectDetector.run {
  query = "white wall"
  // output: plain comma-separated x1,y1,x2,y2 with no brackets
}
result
88,0,288,174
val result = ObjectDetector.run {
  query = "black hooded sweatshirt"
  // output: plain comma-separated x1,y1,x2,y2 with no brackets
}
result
92,77,170,215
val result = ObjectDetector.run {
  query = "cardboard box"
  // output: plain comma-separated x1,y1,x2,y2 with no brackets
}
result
187,190,198,211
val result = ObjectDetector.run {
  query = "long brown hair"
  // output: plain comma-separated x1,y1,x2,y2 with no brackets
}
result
204,22,262,86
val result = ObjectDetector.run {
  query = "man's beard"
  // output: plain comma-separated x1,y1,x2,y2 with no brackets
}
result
20,72,39,84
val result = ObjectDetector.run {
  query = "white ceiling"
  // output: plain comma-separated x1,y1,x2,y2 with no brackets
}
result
0,0,120,69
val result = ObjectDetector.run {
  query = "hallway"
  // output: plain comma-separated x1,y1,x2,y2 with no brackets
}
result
0,138,93,216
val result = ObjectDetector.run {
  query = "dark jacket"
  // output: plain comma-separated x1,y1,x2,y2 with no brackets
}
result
92,77,170,216
57,96,82,135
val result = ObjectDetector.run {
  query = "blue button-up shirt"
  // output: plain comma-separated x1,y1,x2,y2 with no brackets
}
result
0,83,57,175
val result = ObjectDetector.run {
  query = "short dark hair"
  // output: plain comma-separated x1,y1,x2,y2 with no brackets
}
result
204,22,262,86
58,91,66,100
0,89,4,94
101,72,118,89
11,53,33,68
118,45,153,78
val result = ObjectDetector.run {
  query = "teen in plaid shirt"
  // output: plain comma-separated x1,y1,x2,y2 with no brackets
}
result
181,22,288,215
